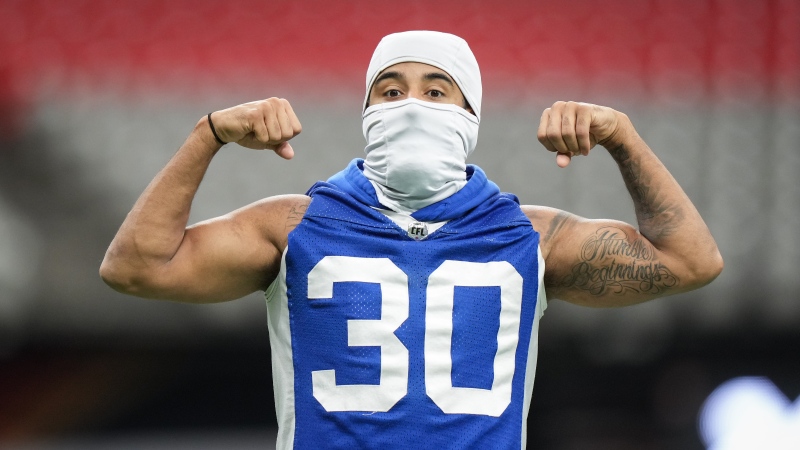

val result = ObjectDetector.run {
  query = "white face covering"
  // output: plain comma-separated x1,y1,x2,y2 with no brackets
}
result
362,98,479,213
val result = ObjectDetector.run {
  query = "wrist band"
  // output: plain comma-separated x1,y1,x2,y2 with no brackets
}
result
207,113,226,145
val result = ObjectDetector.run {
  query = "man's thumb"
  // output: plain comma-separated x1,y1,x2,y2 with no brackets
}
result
273,142,295,160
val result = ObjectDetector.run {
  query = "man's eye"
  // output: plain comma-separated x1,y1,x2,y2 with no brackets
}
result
386,89,402,97
429,90,443,98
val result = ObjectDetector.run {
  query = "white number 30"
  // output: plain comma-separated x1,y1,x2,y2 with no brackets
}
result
307,256,523,417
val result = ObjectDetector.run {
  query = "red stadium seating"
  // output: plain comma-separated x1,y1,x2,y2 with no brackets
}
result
0,0,796,105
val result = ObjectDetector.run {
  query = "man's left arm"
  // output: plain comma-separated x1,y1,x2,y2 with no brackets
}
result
528,101,723,307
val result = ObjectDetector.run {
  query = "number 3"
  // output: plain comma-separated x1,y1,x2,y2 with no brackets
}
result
308,256,523,417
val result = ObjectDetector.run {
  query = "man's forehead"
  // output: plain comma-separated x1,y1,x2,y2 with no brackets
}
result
372,62,458,92
376,62,453,79
363,30,482,118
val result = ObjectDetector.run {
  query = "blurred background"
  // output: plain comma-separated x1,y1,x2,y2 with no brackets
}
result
0,0,798,448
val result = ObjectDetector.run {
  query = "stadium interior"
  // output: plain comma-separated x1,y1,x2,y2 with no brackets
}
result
0,0,798,448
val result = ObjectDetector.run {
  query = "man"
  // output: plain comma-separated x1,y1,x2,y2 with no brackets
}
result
100,31,722,449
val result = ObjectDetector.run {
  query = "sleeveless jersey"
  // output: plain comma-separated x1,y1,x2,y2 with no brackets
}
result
266,164,546,449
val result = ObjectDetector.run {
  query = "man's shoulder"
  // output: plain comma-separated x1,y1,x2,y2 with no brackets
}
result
229,194,311,250
519,204,582,260
519,205,564,222
246,194,311,218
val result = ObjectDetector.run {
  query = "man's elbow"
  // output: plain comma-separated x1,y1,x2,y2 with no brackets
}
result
689,248,724,289
710,250,724,280
99,257,148,296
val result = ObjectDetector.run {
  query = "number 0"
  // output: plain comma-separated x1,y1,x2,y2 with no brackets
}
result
426,260,523,417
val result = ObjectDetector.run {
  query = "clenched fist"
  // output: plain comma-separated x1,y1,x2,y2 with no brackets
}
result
209,98,302,159
537,101,630,168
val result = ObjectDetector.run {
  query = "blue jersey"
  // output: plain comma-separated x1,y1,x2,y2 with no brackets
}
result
266,161,546,449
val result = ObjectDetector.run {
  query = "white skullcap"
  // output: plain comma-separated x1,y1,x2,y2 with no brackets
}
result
364,30,482,120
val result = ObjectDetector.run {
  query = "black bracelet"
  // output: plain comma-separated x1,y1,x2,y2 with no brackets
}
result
207,113,226,145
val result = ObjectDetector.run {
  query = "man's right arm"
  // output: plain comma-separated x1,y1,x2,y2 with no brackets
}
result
99,98,304,303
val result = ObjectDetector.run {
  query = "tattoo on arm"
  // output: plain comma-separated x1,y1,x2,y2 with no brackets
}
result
608,144,683,240
543,211,571,243
285,203,308,232
560,226,679,296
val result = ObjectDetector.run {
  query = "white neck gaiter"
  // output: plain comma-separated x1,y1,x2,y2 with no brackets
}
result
362,97,479,213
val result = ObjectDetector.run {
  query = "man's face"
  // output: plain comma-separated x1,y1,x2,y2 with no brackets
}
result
367,62,472,113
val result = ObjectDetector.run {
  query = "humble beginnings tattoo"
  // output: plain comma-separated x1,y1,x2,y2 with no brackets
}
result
562,226,679,296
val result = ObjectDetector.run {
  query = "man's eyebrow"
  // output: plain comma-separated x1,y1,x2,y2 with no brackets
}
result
374,71,404,85
373,70,455,87
423,72,455,86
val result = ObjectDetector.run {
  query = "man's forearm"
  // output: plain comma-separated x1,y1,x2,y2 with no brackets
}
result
607,136,683,240
604,120,722,283
100,118,221,287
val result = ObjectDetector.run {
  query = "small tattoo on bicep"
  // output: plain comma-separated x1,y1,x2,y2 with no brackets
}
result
560,226,679,296
285,203,308,231
543,211,571,243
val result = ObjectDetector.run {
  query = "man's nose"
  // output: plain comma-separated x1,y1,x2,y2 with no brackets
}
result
407,88,426,100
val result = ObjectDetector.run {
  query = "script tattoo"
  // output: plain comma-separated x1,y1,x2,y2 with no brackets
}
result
561,226,679,296
285,202,308,231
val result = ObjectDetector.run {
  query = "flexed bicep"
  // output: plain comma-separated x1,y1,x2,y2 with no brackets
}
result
525,206,684,307
546,219,683,306
155,195,308,302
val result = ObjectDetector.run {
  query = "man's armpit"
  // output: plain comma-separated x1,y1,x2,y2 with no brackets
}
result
554,225,680,297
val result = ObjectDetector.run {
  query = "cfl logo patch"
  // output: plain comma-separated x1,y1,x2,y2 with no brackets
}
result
407,221,429,241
